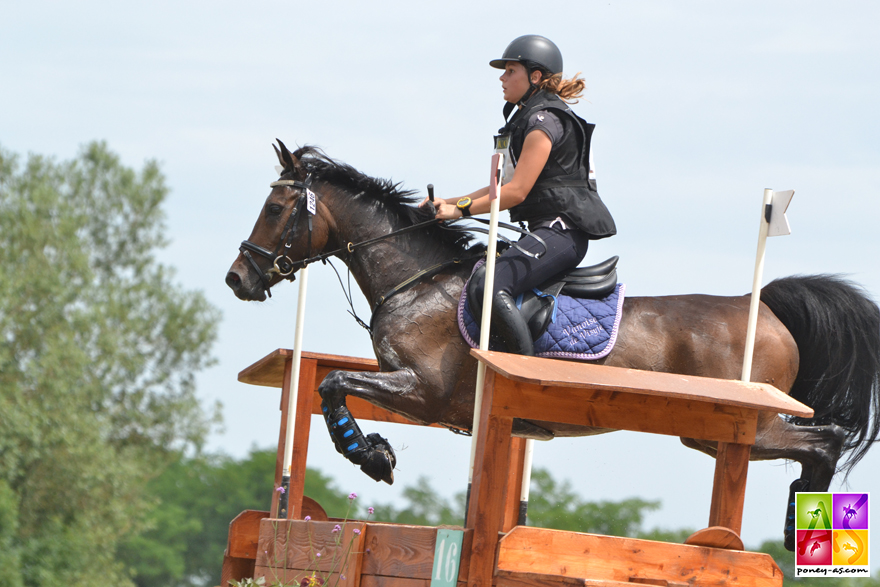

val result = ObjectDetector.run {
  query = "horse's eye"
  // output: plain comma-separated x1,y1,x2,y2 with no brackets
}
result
267,203,283,217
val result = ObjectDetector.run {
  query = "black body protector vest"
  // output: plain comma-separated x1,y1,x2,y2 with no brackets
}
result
496,90,617,239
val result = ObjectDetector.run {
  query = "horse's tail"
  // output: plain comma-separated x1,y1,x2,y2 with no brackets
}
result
761,275,880,474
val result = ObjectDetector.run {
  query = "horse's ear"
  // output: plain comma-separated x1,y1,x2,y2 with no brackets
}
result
274,139,302,176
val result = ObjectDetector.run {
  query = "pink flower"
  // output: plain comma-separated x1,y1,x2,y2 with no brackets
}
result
275,486,286,494
332,524,342,533
353,529,361,535
304,516,311,521
368,507,374,515
348,492,357,500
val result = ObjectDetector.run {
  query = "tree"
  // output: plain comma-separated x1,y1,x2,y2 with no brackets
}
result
0,143,219,587
119,449,360,587
371,476,464,526
526,468,689,539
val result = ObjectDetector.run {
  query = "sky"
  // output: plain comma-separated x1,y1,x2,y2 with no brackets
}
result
2,0,879,564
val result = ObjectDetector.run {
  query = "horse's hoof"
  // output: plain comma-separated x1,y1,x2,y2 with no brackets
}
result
784,478,810,552
359,433,396,485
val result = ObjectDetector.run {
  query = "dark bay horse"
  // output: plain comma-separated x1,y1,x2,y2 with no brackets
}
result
226,141,880,544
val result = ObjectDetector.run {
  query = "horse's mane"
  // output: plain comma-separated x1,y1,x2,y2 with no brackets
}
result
289,145,478,254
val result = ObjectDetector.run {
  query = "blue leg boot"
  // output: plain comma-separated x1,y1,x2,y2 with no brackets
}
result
322,402,396,484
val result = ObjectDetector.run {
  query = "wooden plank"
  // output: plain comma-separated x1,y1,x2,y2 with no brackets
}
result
240,349,379,387
496,569,692,587
497,526,782,587
360,523,440,579
221,555,255,587
257,519,366,572
341,523,367,587
254,567,342,586
361,576,431,587
708,442,751,535
228,510,270,559
491,376,757,444
471,349,812,418
495,569,589,587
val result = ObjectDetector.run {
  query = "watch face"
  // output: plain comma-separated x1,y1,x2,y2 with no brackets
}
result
457,197,471,209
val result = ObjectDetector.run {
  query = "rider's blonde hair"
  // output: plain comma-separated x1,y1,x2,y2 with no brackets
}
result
537,72,586,103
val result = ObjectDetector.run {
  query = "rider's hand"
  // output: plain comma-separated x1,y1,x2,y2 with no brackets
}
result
418,194,438,217
434,200,462,221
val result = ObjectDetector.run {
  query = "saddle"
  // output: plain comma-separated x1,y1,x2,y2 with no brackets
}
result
467,255,619,341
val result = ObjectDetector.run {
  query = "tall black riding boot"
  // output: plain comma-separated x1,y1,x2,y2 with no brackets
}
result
492,291,535,356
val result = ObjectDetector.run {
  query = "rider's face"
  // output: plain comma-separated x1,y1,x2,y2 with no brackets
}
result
500,62,533,103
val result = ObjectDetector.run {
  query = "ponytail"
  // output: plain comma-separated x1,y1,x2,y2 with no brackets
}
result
537,72,586,103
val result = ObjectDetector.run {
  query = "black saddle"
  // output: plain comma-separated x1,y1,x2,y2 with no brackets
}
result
467,255,619,341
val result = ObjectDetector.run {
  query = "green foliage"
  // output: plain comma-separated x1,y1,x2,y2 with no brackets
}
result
0,143,219,587
371,476,464,526
120,449,357,587
526,468,689,539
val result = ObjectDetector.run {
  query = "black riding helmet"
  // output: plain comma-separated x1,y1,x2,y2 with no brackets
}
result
489,34,563,76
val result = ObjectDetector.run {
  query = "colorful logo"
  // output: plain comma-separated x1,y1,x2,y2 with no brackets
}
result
795,492,869,577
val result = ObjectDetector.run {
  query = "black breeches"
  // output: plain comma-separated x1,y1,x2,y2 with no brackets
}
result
474,226,590,301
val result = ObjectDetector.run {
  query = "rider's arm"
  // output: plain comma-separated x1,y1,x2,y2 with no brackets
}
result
435,130,552,219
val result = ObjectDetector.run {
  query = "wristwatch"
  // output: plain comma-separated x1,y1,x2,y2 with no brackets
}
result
456,197,473,217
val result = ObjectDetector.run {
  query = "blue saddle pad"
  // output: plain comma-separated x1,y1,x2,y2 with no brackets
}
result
457,268,626,360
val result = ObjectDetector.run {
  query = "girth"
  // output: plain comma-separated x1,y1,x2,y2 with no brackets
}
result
467,255,619,341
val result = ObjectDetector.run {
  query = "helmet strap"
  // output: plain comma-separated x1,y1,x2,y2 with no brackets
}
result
501,61,541,124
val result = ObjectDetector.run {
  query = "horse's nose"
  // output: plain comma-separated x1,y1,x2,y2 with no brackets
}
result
226,270,242,291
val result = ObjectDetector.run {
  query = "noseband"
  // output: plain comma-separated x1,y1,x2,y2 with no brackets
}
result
239,175,317,298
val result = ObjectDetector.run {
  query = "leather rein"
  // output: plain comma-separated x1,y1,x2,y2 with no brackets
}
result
239,176,448,299
239,176,547,304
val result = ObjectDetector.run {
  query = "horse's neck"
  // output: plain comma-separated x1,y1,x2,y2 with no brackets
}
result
329,196,455,309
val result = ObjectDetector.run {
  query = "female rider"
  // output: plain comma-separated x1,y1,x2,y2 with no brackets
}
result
422,34,616,356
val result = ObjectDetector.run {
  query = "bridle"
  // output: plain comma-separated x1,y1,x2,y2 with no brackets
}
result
238,173,444,299
238,173,548,301
238,175,317,298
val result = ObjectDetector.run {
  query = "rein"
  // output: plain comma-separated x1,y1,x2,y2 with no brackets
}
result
239,175,547,317
239,176,446,298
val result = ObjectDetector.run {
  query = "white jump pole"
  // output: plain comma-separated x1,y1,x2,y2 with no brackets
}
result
518,438,535,524
465,153,504,522
277,264,310,518
741,188,794,382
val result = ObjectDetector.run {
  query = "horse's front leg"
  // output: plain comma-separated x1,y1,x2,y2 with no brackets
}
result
318,368,421,485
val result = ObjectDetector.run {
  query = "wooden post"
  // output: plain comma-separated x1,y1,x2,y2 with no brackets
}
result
502,437,527,533
288,357,317,519
708,442,752,535
271,355,317,520
467,369,515,587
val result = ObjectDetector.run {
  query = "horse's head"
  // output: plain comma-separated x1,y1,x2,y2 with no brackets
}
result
226,140,334,301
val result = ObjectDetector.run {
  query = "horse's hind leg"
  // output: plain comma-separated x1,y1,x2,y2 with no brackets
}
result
751,413,846,551
318,368,422,485
681,413,845,551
